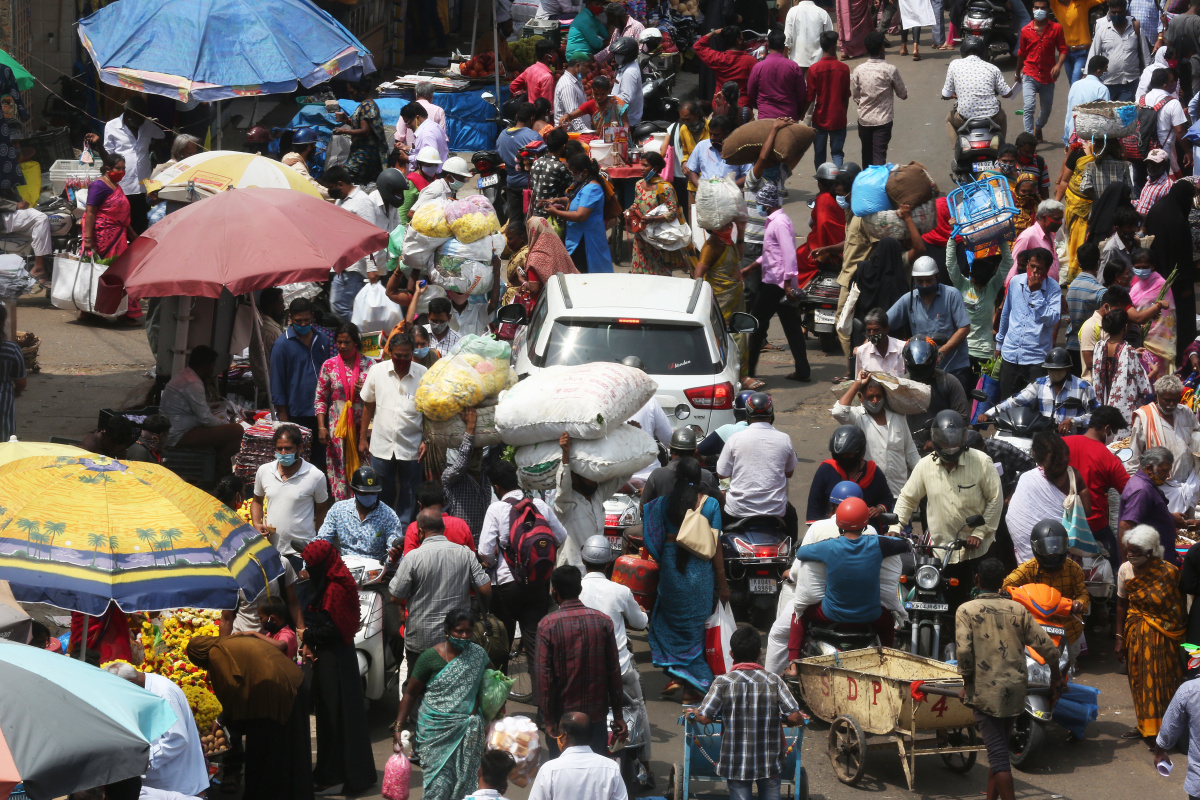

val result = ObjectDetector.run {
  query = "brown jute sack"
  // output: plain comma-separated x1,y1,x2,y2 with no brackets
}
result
722,121,816,166
886,161,937,207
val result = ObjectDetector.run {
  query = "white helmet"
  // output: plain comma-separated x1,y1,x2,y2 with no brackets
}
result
442,155,474,178
415,146,442,166
639,27,663,44
911,255,939,278
581,534,615,565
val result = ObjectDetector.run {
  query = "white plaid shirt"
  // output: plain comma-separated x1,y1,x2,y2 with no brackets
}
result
988,374,1097,427
696,667,801,781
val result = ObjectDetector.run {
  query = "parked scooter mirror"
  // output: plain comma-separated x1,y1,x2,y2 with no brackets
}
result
878,512,899,526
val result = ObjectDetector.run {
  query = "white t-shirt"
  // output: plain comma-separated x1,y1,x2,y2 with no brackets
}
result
450,297,491,338
253,459,329,554
580,572,648,675
627,398,673,482
717,422,797,518
792,518,906,620
1144,88,1188,172
142,673,210,797
360,359,427,460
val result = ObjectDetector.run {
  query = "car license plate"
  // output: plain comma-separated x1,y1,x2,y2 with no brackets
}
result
749,577,776,594
814,309,836,324
1042,625,1065,636
607,535,623,552
478,174,500,188
905,601,949,612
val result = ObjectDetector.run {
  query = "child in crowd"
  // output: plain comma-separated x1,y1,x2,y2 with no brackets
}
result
237,596,298,659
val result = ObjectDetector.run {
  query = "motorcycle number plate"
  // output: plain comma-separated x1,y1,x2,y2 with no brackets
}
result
606,535,623,552
749,577,777,594
1042,625,1066,636
479,174,500,188
972,161,995,173
905,601,949,612
814,309,836,324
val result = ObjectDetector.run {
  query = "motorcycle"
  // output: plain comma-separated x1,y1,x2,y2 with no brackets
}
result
950,114,1003,185
608,702,653,790
1082,548,1115,633
471,147,508,226
343,553,401,703
972,391,1085,454
795,268,842,354
960,0,1017,61
0,195,81,270
722,515,791,626
640,62,680,123
1005,582,1073,767
899,514,987,661
606,479,644,559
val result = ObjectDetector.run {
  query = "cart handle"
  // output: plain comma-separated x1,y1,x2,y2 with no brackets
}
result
910,680,965,701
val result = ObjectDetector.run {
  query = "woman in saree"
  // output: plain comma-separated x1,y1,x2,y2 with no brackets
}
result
1115,523,1186,740
559,75,629,132
629,151,696,276
644,457,730,704
315,322,374,500
1094,308,1153,439
1056,144,1095,281
82,151,141,323
299,540,375,795
1012,171,1041,237
334,79,389,185
795,165,847,288
1128,248,1176,382
394,610,492,800
1144,179,1199,355
515,216,579,298
546,153,612,273
695,220,752,385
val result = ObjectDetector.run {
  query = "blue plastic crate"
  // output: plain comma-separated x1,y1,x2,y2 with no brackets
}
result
948,176,1019,247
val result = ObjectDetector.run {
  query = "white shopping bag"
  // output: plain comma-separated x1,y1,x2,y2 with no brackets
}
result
704,601,736,676
51,254,127,320
351,280,403,334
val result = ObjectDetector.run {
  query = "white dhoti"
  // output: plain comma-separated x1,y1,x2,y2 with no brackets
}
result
1162,471,1200,515
765,610,795,674
0,208,50,256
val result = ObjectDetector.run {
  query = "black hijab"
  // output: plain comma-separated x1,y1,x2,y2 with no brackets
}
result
1085,183,1133,245
854,237,911,335
1144,180,1195,276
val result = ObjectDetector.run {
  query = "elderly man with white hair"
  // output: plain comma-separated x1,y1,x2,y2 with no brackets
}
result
102,661,209,797
1131,374,1200,514
393,81,447,155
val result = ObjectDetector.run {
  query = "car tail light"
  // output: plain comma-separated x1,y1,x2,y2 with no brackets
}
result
685,381,734,410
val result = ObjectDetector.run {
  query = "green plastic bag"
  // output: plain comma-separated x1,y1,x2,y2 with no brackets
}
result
386,223,407,272
479,668,514,721
452,333,512,361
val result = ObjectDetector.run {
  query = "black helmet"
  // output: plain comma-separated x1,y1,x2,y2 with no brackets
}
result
961,35,987,59
610,36,639,62
745,391,774,422
350,465,384,494
931,410,967,462
669,426,698,453
1030,519,1069,570
829,425,866,461
903,338,939,383
1041,347,1072,371
733,389,755,421
375,168,409,207
620,355,646,371
633,121,664,144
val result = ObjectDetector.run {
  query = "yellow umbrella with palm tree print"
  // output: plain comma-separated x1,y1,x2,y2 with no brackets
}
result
0,454,283,614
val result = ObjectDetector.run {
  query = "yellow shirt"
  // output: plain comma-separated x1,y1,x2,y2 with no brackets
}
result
894,449,1003,564
1049,0,1107,48
1001,558,1090,643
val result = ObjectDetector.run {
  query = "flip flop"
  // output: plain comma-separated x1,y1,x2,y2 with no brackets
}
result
742,377,767,391
761,342,784,352
912,52,922,61
1120,729,1144,739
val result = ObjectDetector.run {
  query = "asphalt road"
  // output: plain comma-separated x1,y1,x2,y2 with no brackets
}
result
15,45,1177,800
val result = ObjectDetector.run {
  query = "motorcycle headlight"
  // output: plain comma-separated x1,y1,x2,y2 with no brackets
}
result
916,564,940,590
1027,660,1051,685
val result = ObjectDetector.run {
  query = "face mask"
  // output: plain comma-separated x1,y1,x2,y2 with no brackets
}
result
1133,267,1152,279
275,451,297,467
1111,12,1127,24
421,165,438,177
356,492,379,508
917,283,938,296
835,195,849,209
447,178,465,192
863,398,885,414
413,346,430,359
999,162,1016,174
1042,221,1062,233
108,169,126,183
1033,7,1048,18
262,619,284,634
430,321,449,336
448,636,468,651
392,357,412,373
686,120,704,134
867,332,887,347
292,323,312,336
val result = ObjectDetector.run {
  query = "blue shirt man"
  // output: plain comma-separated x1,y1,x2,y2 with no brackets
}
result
996,257,1062,366
886,257,972,374
496,121,540,189
317,496,404,561
984,373,1097,430
1062,60,1111,144
686,139,751,182
795,522,910,622
269,302,332,423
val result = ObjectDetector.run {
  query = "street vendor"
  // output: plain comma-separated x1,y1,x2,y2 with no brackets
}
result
567,0,611,61
159,345,244,472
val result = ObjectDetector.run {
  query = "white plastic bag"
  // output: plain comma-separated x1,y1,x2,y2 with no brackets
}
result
641,204,692,251
401,227,450,273
325,133,351,169
430,258,494,295
836,283,859,338
695,176,748,231
495,363,658,446
514,424,658,491
51,254,127,319
704,601,735,676
351,281,403,334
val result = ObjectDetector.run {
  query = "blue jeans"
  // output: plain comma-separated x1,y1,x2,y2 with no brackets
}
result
1021,75,1055,132
931,0,946,45
1066,49,1088,84
814,127,847,169
1108,81,1137,101
330,270,366,323
370,455,422,527
728,776,782,800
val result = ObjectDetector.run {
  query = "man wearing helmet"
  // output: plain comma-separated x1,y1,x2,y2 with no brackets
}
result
369,168,408,272
887,255,973,395
281,128,330,200
901,337,970,452
608,36,646,127
894,410,1004,609
942,36,1017,142
978,346,1097,433
717,392,800,539
315,465,404,561
641,427,723,512
806,424,894,528
1001,519,1089,668
792,496,911,647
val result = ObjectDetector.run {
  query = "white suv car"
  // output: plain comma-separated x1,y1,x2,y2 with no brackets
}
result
502,273,757,435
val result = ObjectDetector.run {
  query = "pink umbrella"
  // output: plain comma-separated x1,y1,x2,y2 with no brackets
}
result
95,187,388,313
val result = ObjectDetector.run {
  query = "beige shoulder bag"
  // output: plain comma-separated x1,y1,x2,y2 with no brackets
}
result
676,494,720,560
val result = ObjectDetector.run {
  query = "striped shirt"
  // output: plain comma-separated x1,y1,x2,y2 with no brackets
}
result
1135,173,1175,216
0,341,25,440
988,374,1098,427
697,667,801,780
387,535,490,650
1065,271,1106,350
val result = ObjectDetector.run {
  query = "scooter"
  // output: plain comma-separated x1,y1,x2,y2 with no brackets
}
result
899,514,987,661
641,63,680,123
1004,582,1073,767
471,148,508,226
606,479,644,559
343,552,401,703
972,392,1086,455
608,701,653,790
0,195,81,270
722,515,791,627
1082,548,1115,633
960,0,1017,61
950,115,1003,186
795,268,842,354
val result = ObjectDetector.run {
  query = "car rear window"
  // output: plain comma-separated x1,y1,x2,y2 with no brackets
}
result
535,318,716,374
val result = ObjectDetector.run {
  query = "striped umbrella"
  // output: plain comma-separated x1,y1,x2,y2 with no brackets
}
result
0,639,177,799
143,150,322,202
0,455,283,615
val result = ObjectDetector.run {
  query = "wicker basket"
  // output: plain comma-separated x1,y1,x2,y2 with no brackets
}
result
16,331,39,373
1074,101,1138,139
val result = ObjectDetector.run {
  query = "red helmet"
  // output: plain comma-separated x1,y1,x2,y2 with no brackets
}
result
245,126,271,143
835,497,870,534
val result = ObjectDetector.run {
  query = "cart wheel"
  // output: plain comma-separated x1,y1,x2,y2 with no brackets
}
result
669,761,685,800
797,766,810,800
828,714,867,785
938,726,979,773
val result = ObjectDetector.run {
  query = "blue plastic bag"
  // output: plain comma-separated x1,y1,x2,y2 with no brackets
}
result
1052,683,1100,738
970,370,1000,425
850,164,895,217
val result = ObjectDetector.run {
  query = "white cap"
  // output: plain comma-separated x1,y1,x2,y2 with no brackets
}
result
415,146,442,166
442,155,474,178
639,27,663,42
912,256,939,277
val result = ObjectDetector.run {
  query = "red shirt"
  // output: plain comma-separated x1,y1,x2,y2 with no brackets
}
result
922,196,953,246
694,34,759,107
805,54,851,131
1065,434,1129,532
1018,21,1067,85
510,61,555,105
403,513,476,554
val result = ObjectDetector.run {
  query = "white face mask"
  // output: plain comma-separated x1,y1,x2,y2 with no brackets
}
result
1033,7,1049,19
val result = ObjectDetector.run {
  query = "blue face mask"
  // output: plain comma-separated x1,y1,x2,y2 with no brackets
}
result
1133,267,1153,279
275,451,297,467
292,323,312,336
448,636,468,651
917,283,939,296
413,346,430,359
356,492,379,508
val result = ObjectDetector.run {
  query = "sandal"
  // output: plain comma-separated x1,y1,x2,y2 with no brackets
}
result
785,372,812,383
832,375,852,383
762,342,784,352
1120,729,1145,740
742,377,767,391
912,52,921,61
660,679,681,698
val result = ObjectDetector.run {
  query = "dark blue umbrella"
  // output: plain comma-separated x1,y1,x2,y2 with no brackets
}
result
78,0,375,103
